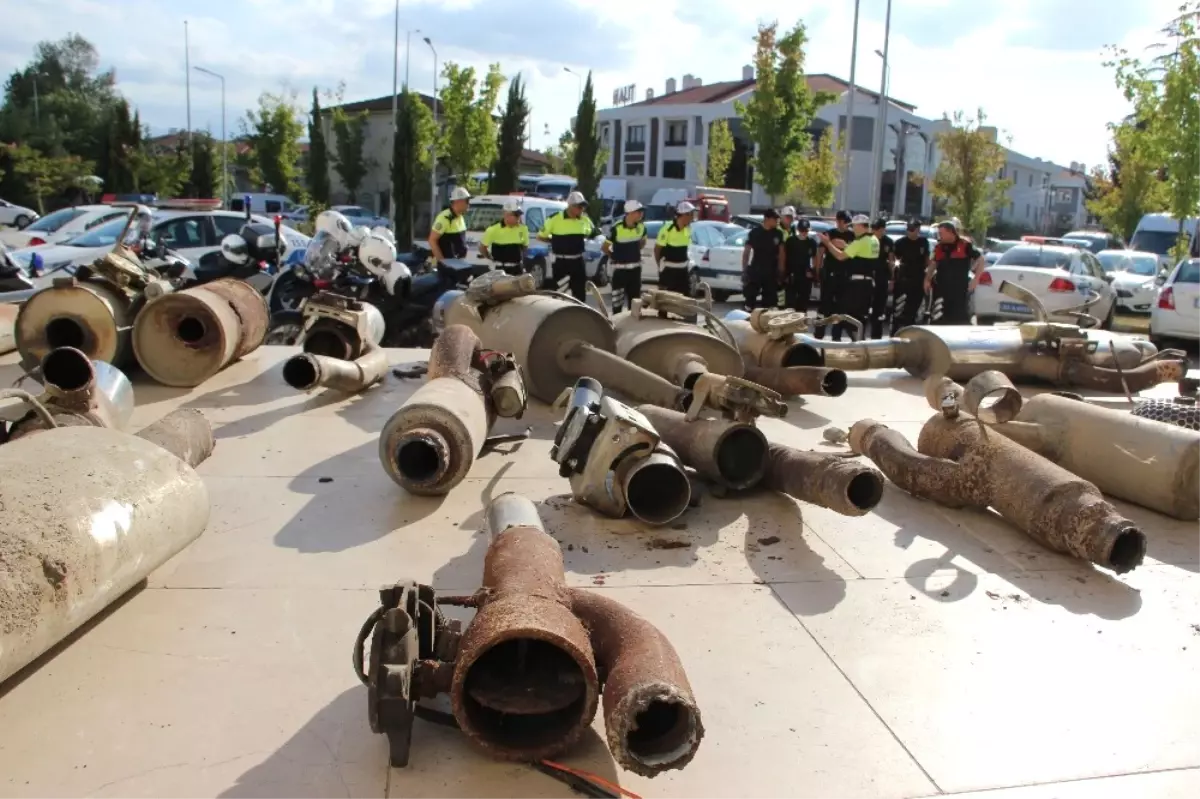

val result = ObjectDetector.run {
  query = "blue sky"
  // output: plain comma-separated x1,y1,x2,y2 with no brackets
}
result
0,0,1180,169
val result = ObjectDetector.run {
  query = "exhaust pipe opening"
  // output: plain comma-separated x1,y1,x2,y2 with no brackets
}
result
176,316,206,344
460,637,592,751
783,344,824,367
41,347,93,391
846,471,885,512
304,329,350,359
716,427,769,488
624,691,702,769
821,370,848,397
45,317,86,350
281,355,319,390
626,461,691,525
395,433,448,486
1109,527,1147,574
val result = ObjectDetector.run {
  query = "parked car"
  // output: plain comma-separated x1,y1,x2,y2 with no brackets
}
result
228,193,304,216
731,214,763,229
1149,257,1199,345
0,199,38,229
333,204,390,229
0,204,132,249
1062,229,1126,254
973,244,1118,328
1096,249,1161,313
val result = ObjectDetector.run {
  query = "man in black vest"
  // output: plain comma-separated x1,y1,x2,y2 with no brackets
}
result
925,219,985,325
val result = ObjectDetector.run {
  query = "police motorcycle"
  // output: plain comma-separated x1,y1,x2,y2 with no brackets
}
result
184,209,291,294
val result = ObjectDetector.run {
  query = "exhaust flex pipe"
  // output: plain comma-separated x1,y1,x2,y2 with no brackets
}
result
0,407,214,684
636,404,768,490
15,277,135,369
849,414,1147,573
552,378,692,525
133,277,270,387
763,443,884,516
445,280,691,411
379,325,525,495
7,347,135,440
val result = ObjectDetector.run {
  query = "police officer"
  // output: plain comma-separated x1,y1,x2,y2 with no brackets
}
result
819,214,878,340
602,199,647,311
478,198,529,276
741,208,785,309
892,219,931,329
538,191,595,300
655,200,697,296
869,217,896,338
926,219,985,325
429,186,470,262
782,210,821,312
816,210,856,338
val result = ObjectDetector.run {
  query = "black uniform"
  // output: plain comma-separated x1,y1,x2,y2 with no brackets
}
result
892,234,931,328
743,225,784,310
869,234,895,338
783,228,819,312
930,237,982,325
816,227,855,339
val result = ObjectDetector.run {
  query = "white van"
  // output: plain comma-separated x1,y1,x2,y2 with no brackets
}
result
1130,213,1199,268
229,193,302,216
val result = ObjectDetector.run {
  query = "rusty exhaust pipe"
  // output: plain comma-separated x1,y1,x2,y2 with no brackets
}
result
569,589,704,777
379,325,525,495
449,493,601,762
7,347,135,439
742,364,848,397
849,416,1146,573
635,404,768,490
132,277,269,387
0,407,213,685
762,443,884,516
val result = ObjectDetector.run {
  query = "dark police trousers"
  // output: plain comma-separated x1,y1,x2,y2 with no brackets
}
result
658,263,691,296
743,267,779,310
815,262,844,339
610,264,642,312
840,272,876,341
930,269,971,325
892,278,926,329
785,267,813,312
869,261,892,339
551,254,587,301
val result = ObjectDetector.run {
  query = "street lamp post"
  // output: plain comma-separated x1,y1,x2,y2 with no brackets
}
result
405,28,421,89
193,66,227,203
425,37,438,222
564,67,583,104
840,0,862,210
869,0,893,219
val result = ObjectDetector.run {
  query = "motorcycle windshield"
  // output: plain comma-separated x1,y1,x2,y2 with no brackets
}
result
304,231,340,273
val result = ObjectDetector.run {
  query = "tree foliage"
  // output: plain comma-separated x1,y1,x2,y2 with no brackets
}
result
794,129,845,212
3,142,94,213
492,74,530,194
930,109,1013,240
544,129,576,176
307,88,331,205
392,90,438,242
330,105,371,203
240,91,305,195
1085,124,1167,239
572,72,604,207
438,62,505,181
734,21,835,202
705,119,734,187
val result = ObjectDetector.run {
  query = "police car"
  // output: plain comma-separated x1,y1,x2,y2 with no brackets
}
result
463,195,609,287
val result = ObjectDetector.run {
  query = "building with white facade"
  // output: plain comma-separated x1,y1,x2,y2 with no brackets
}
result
595,68,1087,231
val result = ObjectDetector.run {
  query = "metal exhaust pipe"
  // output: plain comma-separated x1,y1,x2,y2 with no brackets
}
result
762,443,884,516
282,348,390,393
636,404,768,490
7,347,135,440
742,364,848,397
0,409,213,685
559,340,692,411
849,416,1147,573
15,278,135,368
618,442,692,525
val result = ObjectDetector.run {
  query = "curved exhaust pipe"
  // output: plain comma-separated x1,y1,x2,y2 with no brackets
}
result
7,347,135,440
636,404,768,491
282,348,390,393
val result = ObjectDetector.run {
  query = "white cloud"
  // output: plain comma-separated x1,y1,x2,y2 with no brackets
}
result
0,0,1181,169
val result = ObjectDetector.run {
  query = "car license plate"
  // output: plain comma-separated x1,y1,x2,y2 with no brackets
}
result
999,301,1031,314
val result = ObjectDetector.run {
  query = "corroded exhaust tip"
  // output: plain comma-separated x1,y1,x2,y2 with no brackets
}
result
764,443,884,515
744,365,848,397
41,346,95,397
391,429,453,490
782,343,825,367
636,404,768,491
623,446,692,525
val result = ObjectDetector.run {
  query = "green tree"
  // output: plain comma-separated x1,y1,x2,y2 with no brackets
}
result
240,91,305,195
438,62,505,182
794,128,845,212
4,142,94,212
307,88,331,205
392,90,438,242
572,72,604,207
330,105,371,203
705,118,734,187
734,21,835,204
491,74,530,194
930,109,1013,241
1085,124,1167,239
185,132,218,199
544,129,576,176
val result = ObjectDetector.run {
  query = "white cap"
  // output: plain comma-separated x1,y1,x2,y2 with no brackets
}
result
566,191,587,206
502,198,523,213
449,186,471,202
624,200,643,213
851,214,870,225
780,205,796,217
675,201,696,214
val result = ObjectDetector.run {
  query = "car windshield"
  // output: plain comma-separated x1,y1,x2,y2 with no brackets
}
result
25,207,86,233
1096,252,1132,273
1176,259,1200,284
63,217,128,247
464,204,505,232
1129,229,1179,255
996,247,1073,269
991,240,1019,253
1125,256,1159,276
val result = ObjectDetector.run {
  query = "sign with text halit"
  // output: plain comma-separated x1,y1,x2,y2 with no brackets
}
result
612,84,637,106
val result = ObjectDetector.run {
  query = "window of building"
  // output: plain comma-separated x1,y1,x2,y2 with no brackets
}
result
1028,173,1033,187
1025,204,1030,218
663,160,686,179
625,162,645,176
694,116,704,145
665,120,687,146
1009,202,1014,214
627,125,646,145
836,116,875,151
601,124,610,145
1011,168,1019,185
998,167,1006,179
1056,189,1073,203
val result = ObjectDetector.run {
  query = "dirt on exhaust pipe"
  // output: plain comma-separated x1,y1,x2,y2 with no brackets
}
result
742,364,848,397
762,443,884,515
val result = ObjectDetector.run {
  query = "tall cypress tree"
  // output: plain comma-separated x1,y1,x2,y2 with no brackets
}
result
307,88,331,205
572,72,602,208
491,75,529,195
392,90,419,245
